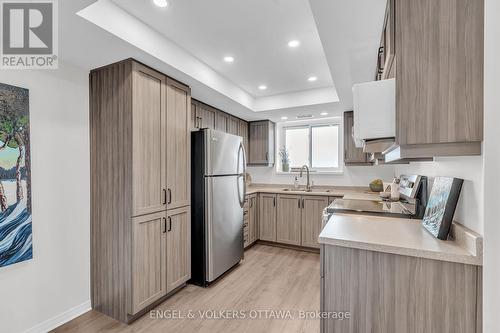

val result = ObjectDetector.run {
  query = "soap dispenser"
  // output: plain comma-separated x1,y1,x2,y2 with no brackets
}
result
294,176,299,189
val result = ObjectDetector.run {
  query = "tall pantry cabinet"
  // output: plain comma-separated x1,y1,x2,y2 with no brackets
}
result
90,59,191,323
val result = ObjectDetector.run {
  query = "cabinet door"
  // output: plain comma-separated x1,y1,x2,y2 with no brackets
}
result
131,211,167,314
238,120,249,156
259,194,277,242
344,111,368,164
249,194,258,243
276,195,302,245
131,63,167,216
191,101,198,131
166,206,191,293
215,111,228,132
166,79,191,210
227,116,239,135
197,104,216,130
249,121,269,164
301,196,328,248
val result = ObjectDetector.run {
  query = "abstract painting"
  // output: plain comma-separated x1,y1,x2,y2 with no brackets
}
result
0,83,32,267
422,177,463,240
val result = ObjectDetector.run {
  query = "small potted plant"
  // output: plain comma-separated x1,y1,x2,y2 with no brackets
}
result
279,146,290,172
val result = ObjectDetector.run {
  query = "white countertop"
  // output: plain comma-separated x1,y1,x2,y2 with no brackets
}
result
319,213,482,266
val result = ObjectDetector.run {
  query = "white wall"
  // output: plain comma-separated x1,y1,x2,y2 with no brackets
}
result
483,0,500,331
394,156,484,234
0,62,90,333
247,165,396,187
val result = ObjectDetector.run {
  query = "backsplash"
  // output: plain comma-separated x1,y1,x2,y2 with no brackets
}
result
394,155,484,235
247,165,396,187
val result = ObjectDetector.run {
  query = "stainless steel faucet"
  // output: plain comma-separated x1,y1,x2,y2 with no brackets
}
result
300,165,311,191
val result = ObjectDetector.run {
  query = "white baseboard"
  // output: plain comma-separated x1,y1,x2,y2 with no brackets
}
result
24,301,91,333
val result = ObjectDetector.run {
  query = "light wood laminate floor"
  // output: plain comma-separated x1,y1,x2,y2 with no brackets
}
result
53,244,320,333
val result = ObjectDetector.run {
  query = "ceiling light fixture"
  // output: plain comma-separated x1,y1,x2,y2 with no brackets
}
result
281,116,288,120
308,76,318,82
223,56,234,63
320,112,329,116
153,0,168,8
288,40,300,48
258,85,267,90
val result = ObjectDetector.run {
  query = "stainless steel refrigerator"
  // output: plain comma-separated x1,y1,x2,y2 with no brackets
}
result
191,129,246,286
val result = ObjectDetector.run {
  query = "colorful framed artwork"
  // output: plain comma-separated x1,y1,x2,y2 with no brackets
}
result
0,83,32,267
422,177,464,240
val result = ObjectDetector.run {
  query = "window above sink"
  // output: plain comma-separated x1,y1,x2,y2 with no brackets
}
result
276,117,343,174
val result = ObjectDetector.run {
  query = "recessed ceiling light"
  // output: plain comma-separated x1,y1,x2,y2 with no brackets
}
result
308,76,318,82
281,116,288,120
258,85,267,90
288,40,300,48
320,112,329,116
153,0,168,8
223,56,234,63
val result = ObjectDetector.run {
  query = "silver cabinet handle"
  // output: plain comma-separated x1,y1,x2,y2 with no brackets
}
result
298,198,301,208
168,188,172,204
163,189,167,205
168,217,172,232
162,217,167,233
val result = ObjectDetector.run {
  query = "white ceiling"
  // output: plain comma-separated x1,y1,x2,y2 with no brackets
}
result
57,0,386,122
111,0,334,98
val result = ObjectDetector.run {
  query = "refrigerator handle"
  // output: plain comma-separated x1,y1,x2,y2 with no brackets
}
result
236,142,247,208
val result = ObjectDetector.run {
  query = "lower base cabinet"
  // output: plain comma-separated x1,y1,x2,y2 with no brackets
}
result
301,196,328,248
321,245,482,333
274,195,328,249
166,206,191,293
276,195,302,245
131,211,167,315
259,194,277,241
130,207,191,316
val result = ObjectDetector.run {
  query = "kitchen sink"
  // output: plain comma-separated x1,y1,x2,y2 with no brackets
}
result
282,188,331,193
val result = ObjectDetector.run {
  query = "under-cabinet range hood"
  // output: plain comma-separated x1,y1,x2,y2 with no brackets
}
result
352,78,395,148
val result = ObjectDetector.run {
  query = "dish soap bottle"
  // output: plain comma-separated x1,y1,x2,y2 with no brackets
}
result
390,177,400,201
294,176,299,189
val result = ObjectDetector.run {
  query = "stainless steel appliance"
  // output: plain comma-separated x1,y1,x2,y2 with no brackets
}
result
191,129,246,286
322,175,428,228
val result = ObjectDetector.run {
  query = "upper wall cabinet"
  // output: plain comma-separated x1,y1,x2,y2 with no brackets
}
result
344,111,371,166
238,120,249,155
248,120,275,166
384,0,484,160
192,100,216,130
215,111,228,132
227,116,240,136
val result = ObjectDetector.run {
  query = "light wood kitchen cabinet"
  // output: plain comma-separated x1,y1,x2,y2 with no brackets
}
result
248,194,258,244
321,245,481,333
131,211,167,315
344,111,370,166
192,100,216,130
301,196,328,248
131,63,167,216
215,111,228,132
90,59,192,323
389,0,483,157
259,193,277,242
166,206,191,293
276,195,302,246
238,120,249,155
227,115,239,135
166,79,191,210
248,120,275,166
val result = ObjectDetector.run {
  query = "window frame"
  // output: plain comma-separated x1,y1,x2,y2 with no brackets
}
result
277,118,343,174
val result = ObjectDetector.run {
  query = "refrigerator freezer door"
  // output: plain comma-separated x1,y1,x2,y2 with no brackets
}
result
205,129,243,176
205,175,244,282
